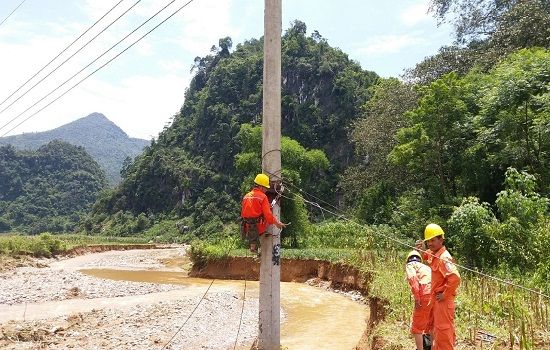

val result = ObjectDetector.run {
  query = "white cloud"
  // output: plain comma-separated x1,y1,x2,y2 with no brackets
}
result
81,73,193,139
0,0,453,138
400,1,431,26
174,0,238,56
357,34,427,56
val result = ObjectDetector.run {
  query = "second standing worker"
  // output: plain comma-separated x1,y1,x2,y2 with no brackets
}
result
405,250,433,350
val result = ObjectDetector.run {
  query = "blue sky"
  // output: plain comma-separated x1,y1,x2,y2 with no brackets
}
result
0,0,453,139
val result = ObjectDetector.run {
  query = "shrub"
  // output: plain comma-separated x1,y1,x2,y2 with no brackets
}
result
188,233,239,268
448,197,499,268
496,168,548,225
281,193,311,248
303,220,375,249
143,219,186,243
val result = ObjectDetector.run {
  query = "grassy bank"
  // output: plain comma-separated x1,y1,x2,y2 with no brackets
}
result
189,222,550,349
0,233,150,258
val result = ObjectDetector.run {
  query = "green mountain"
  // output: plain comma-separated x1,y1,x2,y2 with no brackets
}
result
84,21,379,236
0,140,107,234
0,113,149,185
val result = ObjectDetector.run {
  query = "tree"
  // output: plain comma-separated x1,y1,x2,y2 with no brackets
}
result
430,0,521,44
389,72,470,203
342,78,418,202
475,48,550,190
409,0,550,83
494,168,549,269
448,197,498,268
0,141,107,233
120,156,133,179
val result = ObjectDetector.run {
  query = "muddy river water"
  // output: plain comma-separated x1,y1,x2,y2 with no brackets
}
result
81,269,368,350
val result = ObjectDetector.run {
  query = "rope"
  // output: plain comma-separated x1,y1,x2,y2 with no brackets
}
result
261,149,282,179
232,259,248,350
278,179,550,301
161,279,214,350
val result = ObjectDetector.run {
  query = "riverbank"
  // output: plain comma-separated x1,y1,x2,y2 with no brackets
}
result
0,248,259,349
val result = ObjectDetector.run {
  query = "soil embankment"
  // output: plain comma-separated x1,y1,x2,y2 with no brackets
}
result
190,256,371,291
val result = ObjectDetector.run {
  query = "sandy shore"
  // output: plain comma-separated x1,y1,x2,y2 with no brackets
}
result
0,248,258,350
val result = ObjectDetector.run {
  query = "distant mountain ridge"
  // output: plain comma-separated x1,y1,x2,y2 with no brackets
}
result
0,113,149,185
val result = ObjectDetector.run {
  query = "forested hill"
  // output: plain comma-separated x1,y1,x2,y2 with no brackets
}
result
0,141,107,234
84,21,378,235
0,113,149,185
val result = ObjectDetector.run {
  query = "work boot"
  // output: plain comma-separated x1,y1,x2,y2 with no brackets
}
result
250,244,258,254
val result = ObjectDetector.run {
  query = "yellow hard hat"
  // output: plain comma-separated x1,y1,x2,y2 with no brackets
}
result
406,250,421,263
254,173,270,188
424,223,445,241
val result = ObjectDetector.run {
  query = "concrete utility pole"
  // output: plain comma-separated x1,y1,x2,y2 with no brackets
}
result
259,0,282,349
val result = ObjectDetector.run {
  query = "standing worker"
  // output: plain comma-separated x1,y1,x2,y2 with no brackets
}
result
416,224,461,350
240,173,286,253
405,250,433,350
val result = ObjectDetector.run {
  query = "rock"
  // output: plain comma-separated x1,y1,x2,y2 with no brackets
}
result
49,325,65,334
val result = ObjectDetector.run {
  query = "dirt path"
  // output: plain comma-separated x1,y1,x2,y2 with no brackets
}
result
0,248,368,350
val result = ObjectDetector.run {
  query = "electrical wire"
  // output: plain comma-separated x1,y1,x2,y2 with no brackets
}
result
277,176,550,301
265,168,342,215
0,0,126,110
232,261,248,350
0,0,27,29
161,279,214,350
0,0,196,136
284,180,342,216
0,0,142,118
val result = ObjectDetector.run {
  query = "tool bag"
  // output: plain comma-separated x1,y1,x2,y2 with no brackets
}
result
423,334,432,350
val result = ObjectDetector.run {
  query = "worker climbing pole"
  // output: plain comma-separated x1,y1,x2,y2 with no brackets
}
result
259,0,282,349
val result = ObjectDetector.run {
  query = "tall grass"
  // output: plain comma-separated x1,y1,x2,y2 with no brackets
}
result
0,233,150,257
458,273,550,348
353,248,550,349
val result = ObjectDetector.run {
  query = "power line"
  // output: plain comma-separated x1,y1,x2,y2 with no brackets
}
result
161,279,214,350
0,0,141,117
0,0,196,136
278,176,550,301
286,182,340,213
0,0,27,29
232,262,248,350
259,160,340,220
0,0,126,110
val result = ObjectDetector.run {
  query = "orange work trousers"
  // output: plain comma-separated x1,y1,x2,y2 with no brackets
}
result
431,296,456,350
411,294,432,334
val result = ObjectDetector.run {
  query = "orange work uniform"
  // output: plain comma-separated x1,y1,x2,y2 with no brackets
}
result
241,187,277,235
405,260,432,334
423,247,460,350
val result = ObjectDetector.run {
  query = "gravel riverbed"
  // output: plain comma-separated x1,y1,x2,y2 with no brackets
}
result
0,247,258,350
